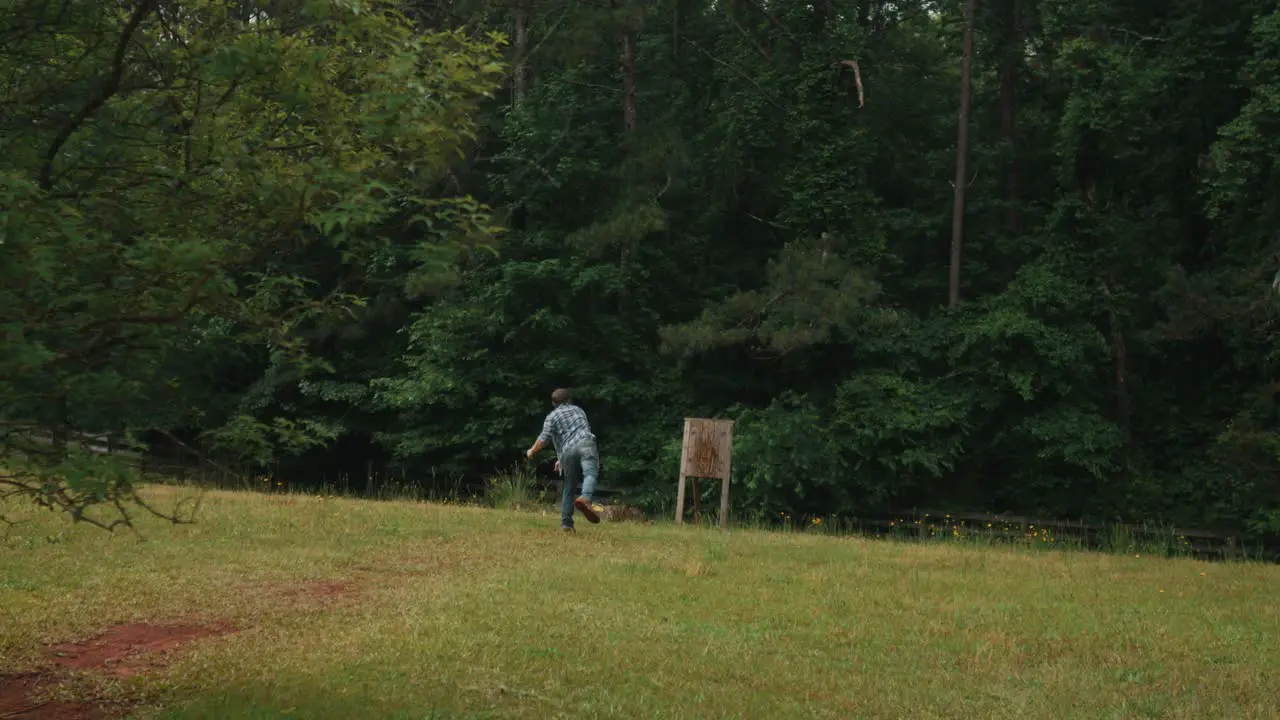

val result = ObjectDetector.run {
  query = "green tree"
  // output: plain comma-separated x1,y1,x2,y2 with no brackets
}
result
0,0,505,527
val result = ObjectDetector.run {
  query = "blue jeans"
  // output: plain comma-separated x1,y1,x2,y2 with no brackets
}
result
559,437,599,528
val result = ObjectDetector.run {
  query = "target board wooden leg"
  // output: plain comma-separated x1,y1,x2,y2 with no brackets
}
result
719,442,732,530
719,476,730,529
675,472,687,526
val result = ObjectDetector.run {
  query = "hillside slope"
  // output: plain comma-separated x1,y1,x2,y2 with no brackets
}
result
2,488,1278,719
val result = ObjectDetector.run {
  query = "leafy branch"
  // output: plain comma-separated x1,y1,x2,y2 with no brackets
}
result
38,0,159,190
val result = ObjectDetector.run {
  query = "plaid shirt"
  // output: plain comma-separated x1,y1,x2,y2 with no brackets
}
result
538,403,594,457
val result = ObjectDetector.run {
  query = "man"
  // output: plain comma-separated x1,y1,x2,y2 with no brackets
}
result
525,388,601,531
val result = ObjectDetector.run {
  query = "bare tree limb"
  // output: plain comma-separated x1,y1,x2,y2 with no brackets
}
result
727,11,771,61
747,212,790,231
1,463,199,536
552,78,621,93
682,38,785,112
505,2,574,85
1110,27,1168,45
655,172,673,199
153,427,240,480
832,60,866,107
741,0,800,44
129,488,202,527
1,513,32,543
39,0,160,190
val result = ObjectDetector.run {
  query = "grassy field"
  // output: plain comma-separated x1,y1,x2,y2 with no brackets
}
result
2,486,1279,719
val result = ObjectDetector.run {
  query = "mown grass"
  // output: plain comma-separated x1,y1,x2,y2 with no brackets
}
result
2,486,1279,719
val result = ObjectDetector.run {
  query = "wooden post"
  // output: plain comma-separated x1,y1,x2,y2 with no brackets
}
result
675,420,692,526
675,418,734,528
675,475,688,526
719,447,732,530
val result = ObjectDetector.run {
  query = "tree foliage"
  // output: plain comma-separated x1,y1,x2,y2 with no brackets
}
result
0,0,504,525
5,0,1280,541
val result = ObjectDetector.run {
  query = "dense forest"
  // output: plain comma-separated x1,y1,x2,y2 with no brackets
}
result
3,0,1280,540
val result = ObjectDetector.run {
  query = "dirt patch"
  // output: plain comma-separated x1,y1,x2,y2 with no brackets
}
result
0,621,234,718
47,622,232,679
279,579,357,603
301,580,351,598
7,582,346,717
0,673,105,719
600,504,648,523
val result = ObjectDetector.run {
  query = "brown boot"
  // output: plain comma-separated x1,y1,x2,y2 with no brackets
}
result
574,496,600,524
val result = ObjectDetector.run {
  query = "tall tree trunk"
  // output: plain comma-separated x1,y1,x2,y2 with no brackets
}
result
673,0,682,58
1103,280,1134,457
1113,319,1132,451
622,32,638,132
512,1,530,107
1000,0,1021,233
949,0,977,308
619,19,638,312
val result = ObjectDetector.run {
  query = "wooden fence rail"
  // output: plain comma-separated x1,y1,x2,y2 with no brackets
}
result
893,508,1232,540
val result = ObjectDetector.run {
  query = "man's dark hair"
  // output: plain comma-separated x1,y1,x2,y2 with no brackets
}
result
551,388,571,406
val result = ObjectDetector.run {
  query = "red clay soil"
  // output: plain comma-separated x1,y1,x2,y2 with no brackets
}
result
280,579,355,602
48,622,230,678
5,583,350,719
0,673,105,719
1,622,232,719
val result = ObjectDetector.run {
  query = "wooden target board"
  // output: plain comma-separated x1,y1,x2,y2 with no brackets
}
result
676,418,734,528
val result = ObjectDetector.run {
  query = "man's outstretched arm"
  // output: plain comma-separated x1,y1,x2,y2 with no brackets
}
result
525,415,555,459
